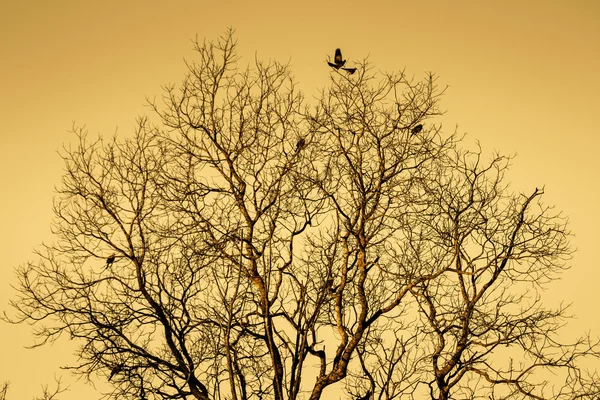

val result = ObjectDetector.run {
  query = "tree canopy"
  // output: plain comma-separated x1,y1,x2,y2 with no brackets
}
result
6,30,600,400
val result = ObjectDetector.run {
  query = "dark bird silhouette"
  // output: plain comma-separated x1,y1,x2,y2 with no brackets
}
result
357,390,372,400
410,124,423,137
325,277,333,288
327,48,346,69
108,364,123,381
342,67,357,75
296,137,306,152
106,253,116,268
325,277,337,294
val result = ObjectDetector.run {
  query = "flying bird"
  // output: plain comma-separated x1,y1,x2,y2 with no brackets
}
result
410,124,423,137
106,253,116,268
328,48,358,74
327,48,346,69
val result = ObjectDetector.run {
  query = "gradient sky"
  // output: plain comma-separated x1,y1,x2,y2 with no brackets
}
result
1,1,599,399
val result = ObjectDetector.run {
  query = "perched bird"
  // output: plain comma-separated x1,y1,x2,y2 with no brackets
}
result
106,253,116,268
326,278,339,294
357,390,372,400
296,137,306,152
410,124,423,137
327,48,346,69
342,67,357,75
108,364,123,381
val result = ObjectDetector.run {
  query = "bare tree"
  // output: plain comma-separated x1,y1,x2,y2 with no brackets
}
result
0,379,67,400
404,148,600,400
33,378,68,400
5,30,599,400
0,382,8,400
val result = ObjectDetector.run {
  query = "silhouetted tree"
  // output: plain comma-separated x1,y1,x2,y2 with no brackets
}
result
0,379,67,400
349,147,600,399
6,29,599,400
0,382,8,400
33,379,67,400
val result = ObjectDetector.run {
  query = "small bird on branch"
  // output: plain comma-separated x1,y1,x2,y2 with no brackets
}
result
357,389,372,400
106,253,116,269
296,137,306,152
108,364,123,381
410,124,423,137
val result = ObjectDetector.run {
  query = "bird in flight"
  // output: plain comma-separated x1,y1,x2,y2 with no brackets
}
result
328,48,357,74
328,48,346,69
106,253,116,268
411,124,423,137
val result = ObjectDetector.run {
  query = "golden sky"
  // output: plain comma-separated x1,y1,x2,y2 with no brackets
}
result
1,1,599,398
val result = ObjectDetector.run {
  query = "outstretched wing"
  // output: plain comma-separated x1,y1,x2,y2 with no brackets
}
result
328,61,340,69
342,67,357,75
334,48,343,64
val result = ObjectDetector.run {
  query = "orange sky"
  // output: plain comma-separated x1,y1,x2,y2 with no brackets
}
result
1,1,599,398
